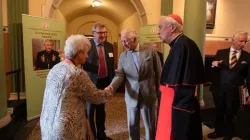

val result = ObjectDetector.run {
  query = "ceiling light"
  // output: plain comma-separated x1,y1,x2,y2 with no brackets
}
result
92,0,101,7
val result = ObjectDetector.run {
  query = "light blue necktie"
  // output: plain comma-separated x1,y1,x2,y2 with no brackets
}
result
131,51,140,70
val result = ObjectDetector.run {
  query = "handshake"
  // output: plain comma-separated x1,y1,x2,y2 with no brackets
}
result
104,86,113,93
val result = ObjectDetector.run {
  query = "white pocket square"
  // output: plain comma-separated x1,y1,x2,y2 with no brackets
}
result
241,61,247,64
145,57,151,61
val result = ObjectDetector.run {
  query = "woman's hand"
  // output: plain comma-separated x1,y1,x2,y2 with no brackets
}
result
104,86,113,100
57,49,65,61
105,86,113,93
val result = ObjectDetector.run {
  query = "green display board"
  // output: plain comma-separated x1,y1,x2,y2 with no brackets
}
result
139,24,170,59
22,14,66,120
140,24,161,44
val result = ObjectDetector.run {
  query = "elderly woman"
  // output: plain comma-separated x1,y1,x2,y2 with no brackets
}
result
40,35,112,140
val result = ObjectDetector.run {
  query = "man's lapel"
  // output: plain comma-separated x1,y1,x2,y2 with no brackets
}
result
223,48,230,68
138,47,146,72
234,50,245,68
103,42,109,62
90,39,98,59
127,51,139,72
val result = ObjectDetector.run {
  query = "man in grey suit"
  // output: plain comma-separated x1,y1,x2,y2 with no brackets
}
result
106,28,162,140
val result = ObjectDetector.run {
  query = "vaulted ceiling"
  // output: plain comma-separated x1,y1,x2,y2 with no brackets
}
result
58,0,137,24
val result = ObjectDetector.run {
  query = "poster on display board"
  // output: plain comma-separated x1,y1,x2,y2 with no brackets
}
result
22,14,66,120
139,24,170,59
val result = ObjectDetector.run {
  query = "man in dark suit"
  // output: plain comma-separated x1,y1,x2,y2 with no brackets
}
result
35,39,60,70
208,31,250,140
152,43,164,66
82,23,114,140
151,43,164,121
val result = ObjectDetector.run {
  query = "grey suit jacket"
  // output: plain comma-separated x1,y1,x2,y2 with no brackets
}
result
110,46,162,107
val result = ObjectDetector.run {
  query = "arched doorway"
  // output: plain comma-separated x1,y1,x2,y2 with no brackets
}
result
42,0,147,25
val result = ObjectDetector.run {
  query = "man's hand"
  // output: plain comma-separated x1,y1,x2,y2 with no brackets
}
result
199,99,205,108
104,86,113,100
212,60,223,67
105,86,113,93
41,54,45,62
246,97,250,105
58,50,65,61
52,54,56,61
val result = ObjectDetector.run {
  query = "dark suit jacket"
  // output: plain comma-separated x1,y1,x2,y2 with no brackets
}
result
83,39,115,84
157,51,164,66
35,50,60,70
210,48,250,93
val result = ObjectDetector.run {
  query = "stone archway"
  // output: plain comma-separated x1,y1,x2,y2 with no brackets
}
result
42,0,148,25
42,0,62,19
130,0,148,25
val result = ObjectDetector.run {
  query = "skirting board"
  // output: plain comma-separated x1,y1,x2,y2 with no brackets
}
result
0,113,11,128
27,114,40,121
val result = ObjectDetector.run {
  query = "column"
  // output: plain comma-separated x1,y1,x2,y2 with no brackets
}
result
183,0,206,106
7,0,28,92
161,0,173,59
0,0,11,128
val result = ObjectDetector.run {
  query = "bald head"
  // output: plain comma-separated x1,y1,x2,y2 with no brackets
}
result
233,31,249,40
231,31,249,50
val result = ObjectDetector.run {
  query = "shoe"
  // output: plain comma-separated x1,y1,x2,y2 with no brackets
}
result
207,132,223,139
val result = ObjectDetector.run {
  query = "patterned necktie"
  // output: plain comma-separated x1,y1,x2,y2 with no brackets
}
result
230,51,237,69
98,44,106,77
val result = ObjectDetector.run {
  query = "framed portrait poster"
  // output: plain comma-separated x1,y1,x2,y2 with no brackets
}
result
206,0,217,29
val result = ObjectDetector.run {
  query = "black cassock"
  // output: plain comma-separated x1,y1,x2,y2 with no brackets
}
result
156,34,206,140
35,50,60,70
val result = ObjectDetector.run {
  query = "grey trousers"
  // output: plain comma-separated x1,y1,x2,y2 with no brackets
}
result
126,103,157,140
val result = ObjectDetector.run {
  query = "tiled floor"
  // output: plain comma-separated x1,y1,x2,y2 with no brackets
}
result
20,88,241,140
27,93,146,140
202,125,242,140
202,86,215,109
13,119,39,140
